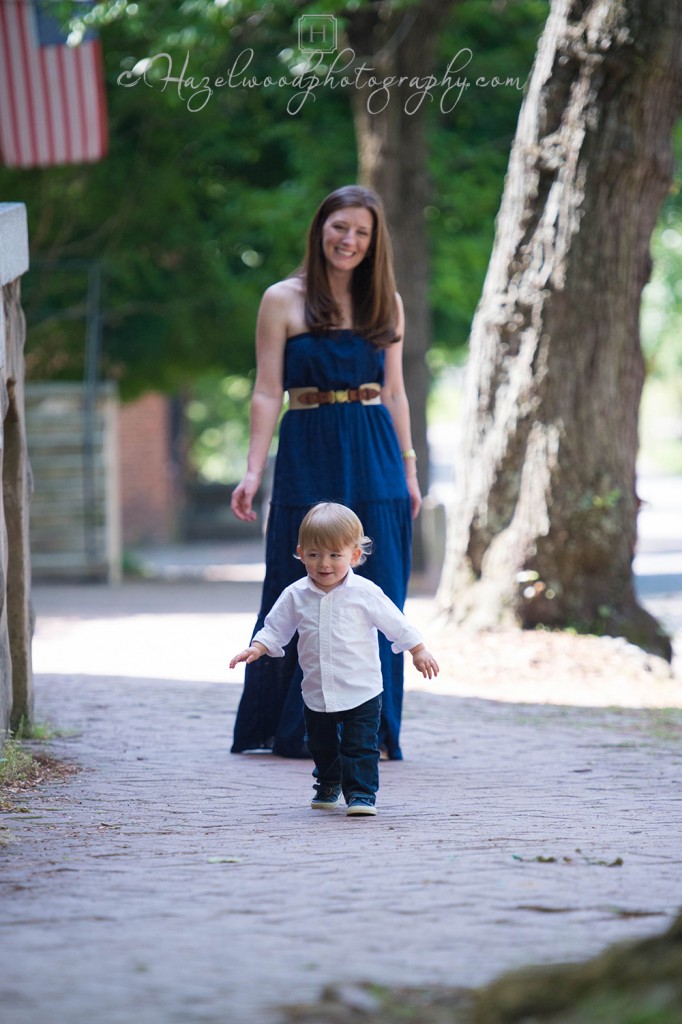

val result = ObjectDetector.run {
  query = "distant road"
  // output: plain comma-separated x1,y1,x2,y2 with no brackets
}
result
635,475,682,639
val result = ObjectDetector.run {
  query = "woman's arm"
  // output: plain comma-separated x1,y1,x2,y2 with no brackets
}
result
230,285,290,522
381,295,422,519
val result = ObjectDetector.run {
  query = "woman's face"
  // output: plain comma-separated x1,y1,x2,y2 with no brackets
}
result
321,205,374,274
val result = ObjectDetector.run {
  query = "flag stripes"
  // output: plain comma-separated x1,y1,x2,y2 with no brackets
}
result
0,0,107,168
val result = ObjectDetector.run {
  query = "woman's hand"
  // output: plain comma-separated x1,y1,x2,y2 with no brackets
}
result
230,472,261,522
381,296,423,520
402,451,422,518
406,472,422,519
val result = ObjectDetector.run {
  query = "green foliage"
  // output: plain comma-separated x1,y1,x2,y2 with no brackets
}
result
12,717,62,741
1,0,548,401
638,122,682,472
186,372,256,483
4,0,357,397
577,488,623,512
641,127,682,388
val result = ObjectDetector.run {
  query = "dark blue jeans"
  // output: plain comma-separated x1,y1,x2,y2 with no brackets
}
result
303,694,382,804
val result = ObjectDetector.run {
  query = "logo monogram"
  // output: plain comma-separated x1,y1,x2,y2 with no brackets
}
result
298,15,338,53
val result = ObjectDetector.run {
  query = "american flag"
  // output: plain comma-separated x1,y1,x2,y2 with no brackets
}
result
0,0,107,168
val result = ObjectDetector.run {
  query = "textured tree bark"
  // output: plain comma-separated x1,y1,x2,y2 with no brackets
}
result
438,0,682,659
345,0,459,567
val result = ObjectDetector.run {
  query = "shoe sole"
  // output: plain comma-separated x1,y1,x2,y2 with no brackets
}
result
311,801,341,809
346,805,377,816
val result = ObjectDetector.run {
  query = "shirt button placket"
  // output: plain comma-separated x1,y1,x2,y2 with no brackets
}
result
319,592,335,711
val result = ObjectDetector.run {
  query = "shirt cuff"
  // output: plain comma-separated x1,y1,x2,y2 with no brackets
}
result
390,627,423,655
252,628,285,658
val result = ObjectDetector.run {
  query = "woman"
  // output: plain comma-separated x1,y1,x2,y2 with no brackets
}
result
230,184,421,760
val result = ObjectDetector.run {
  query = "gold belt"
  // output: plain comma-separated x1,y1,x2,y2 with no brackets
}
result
288,383,382,410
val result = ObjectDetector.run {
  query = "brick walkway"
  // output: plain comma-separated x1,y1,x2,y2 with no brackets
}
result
1,577,682,1024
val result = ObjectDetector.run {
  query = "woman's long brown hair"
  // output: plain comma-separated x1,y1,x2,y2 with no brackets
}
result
301,185,400,347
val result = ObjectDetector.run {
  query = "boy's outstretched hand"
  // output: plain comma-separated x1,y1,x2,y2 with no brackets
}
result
411,644,439,680
229,642,266,669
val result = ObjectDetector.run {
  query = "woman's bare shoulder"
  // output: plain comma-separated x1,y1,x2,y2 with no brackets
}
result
260,276,306,336
263,276,304,303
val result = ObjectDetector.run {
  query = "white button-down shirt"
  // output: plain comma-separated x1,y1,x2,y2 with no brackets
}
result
253,569,423,713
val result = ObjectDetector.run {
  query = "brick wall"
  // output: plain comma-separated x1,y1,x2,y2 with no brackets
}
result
119,392,177,546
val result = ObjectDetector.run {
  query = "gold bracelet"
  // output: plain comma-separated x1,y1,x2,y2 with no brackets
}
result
401,448,417,461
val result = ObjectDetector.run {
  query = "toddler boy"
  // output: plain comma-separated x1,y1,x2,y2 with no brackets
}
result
230,502,439,816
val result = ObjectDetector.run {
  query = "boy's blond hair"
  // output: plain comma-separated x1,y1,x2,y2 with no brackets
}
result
297,502,372,564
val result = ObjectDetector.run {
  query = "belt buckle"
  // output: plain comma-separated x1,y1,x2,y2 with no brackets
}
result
332,389,349,404
359,382,381,406
292,387,320,409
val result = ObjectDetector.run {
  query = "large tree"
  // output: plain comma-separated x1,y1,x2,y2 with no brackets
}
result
345,0,460,498
437,0,682,658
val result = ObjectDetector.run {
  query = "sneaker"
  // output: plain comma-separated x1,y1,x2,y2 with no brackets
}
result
311,785,342,810
346,798,377,817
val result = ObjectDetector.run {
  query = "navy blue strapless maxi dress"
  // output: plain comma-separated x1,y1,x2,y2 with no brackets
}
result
231,330,412,760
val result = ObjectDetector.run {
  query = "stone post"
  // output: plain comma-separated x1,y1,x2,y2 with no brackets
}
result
0,202,33,735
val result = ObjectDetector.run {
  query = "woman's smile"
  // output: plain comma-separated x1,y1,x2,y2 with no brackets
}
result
321,206,374,272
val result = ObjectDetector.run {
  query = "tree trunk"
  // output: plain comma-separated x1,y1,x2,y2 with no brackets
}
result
437,0,682,659
345,0,460,568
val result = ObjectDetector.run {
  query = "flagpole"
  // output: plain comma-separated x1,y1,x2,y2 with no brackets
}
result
82,260,102,574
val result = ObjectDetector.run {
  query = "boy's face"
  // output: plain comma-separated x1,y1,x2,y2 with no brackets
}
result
296,541,362,592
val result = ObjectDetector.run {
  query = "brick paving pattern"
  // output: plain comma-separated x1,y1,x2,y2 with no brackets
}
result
1,578,681,1024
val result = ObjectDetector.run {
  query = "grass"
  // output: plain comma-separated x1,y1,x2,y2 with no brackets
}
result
13,717,56,741
11,717,78,742
0,726,79,815
0,738,43,811
606,707,682,743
